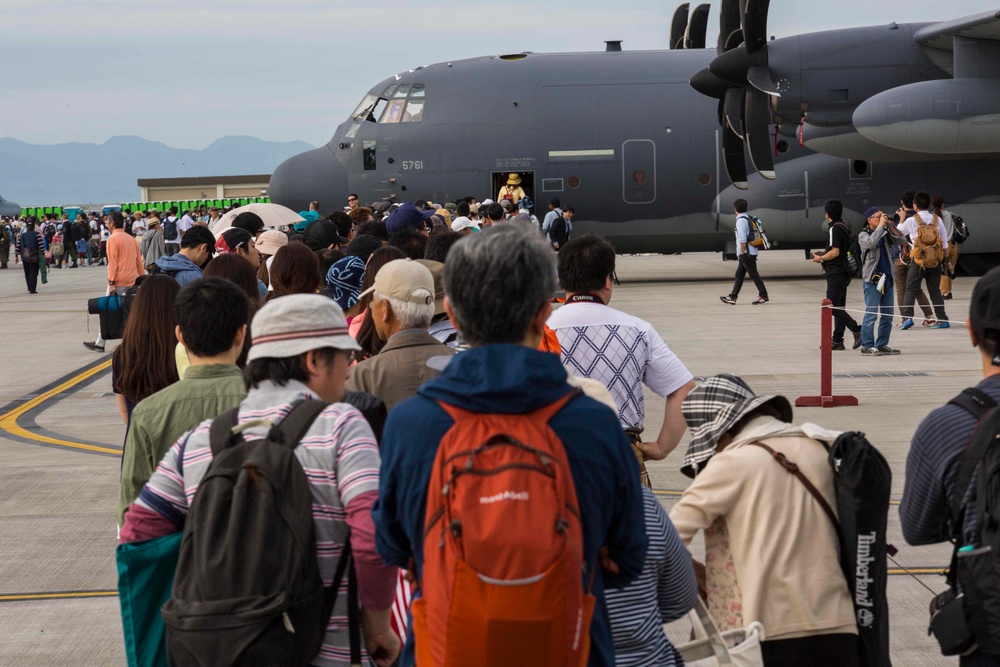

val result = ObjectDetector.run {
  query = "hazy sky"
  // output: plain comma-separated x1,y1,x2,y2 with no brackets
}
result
3,0,997,148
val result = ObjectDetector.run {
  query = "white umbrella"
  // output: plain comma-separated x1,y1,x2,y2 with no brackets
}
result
211,203,304,236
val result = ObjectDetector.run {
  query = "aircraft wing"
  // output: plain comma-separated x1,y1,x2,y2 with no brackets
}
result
914,9,1000,50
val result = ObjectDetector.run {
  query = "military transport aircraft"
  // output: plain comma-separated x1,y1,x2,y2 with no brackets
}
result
0,194,21,218
269,0,1000,273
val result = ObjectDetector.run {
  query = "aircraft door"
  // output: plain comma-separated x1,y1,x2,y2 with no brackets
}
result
622,140,656,204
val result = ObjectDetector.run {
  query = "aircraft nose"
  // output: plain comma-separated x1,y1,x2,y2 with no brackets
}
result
269,145,347,214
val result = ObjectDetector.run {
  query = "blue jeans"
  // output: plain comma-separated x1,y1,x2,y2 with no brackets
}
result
862,280,894,349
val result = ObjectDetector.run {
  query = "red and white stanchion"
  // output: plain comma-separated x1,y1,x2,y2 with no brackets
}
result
795,298,859,408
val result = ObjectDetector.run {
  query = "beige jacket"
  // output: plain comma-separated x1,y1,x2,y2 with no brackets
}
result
670,416,857,640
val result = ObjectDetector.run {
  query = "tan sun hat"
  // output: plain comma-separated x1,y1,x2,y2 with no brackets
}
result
255,229,289,257
247,293,360,362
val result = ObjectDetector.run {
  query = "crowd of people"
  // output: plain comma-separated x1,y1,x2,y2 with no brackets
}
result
6,187,996,667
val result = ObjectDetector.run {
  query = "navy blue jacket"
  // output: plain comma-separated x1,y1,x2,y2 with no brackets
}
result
373,344,648,667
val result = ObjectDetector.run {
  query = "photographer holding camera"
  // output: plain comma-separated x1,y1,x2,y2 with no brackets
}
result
857,207,905,355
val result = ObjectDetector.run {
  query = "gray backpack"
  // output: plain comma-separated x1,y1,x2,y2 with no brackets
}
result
161,400,359,666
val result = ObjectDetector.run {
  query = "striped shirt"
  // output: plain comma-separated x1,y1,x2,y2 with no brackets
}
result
136,380,381,667
606,489,698,667
901,374,1000,546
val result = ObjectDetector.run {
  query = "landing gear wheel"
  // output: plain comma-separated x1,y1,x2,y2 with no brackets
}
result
957,253,1000,277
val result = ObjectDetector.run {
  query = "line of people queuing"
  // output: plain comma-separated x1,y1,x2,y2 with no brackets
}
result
75,191,997,666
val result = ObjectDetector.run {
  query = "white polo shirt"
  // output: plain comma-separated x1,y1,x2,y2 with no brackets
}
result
547,301,693,431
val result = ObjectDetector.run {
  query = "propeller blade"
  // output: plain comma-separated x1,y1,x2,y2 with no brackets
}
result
671,4,691,49
719,0,743,54
743,0,771,54
724,88,745,140
747,64,780,97
723,123,749,190
744,87,776,179
686,4,711,49
710,45,753,85
690,67,729,99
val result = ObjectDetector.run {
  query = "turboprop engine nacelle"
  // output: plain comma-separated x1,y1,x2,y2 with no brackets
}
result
853,78,1000,155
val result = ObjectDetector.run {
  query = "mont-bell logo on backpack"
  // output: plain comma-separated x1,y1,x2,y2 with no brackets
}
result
479,490,530,504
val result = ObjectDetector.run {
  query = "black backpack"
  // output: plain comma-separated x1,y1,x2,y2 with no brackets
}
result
163,216,178,241
952,215,970,245
161,400,360,666
751,431,892,667
939,389,1000,658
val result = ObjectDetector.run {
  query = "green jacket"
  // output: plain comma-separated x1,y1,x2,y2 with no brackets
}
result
117,364,247,525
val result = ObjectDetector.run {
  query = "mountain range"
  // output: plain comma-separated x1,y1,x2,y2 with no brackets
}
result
0,136,316,206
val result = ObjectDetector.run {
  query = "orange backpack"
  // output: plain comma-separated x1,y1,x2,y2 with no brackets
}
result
412,391,594,667
911,213,945,269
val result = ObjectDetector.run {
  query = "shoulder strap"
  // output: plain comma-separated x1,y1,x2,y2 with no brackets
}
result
274,399,329,449
748,441,840,531
322,543,361,666
948,388,997,419
949,403,1000,540
208,406,241,457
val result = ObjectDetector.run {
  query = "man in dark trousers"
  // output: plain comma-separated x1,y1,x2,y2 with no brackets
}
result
15,218,41,293
812,199,862,350
720,199,769,305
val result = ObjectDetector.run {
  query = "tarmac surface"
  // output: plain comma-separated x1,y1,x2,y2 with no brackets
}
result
0,250,979,665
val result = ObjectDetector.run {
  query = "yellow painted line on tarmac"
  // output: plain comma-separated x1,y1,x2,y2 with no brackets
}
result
0,359,119,455
0,591,117,601
889,568,944,575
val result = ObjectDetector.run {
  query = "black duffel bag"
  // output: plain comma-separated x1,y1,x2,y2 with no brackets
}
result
87,293,125,340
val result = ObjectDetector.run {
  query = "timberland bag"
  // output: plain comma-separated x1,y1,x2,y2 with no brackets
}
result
911,215,944,269
161,400,336,667
676,598,765,667
751,432,893,667
412,390,594,667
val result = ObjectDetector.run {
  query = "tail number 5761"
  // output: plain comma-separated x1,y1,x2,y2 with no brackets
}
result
402,161,424,170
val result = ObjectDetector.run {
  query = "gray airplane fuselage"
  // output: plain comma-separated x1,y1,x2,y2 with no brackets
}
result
269,46,1000,255
0,195,21,218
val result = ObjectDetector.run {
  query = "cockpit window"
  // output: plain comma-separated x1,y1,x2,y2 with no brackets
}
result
380,99,406,124
352,94,378,120
402,100,424,123
353,85,426,124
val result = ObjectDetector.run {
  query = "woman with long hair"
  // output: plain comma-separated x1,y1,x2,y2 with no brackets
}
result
353,246,406,361
201,253,259,368
112,275,181,427
267,241,321,299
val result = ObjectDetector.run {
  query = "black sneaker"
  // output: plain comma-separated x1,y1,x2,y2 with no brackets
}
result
82,341,105,353
852,330,863,350
719,295,737,305
832,341,846,351
752,296,769,305
943,293,953,300
877,345,901,355
861,347,883,356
